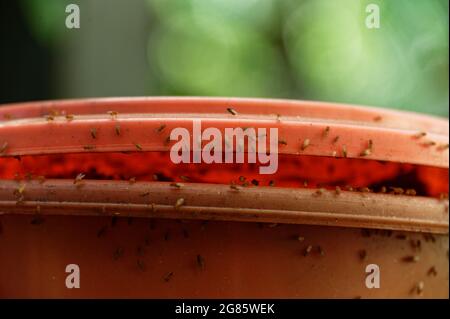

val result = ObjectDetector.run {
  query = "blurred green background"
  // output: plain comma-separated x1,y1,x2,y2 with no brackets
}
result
0,0,448,116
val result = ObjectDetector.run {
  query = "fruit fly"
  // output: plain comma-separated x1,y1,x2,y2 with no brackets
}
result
14,184,26,197
427,266,437,277
74,173,85,185
65,114,74,121
360,140,372,157
115,124,121,136
107,111,118,119
180,175,190,182
0,142,8,154
134,143,143,151
313,188,325,197
358,249,368,261
373,115,382,122
170,182,183,189
416,281,425,294
175,198,185,209
230,184,242,191
437,143,449,151
301,139,310,151
91,128,97,139
303,245,313,256
359,187,371,193
156,124,166,133
389,187,404,195
335,186,341,195
164,271,174,282
413,131,427,139
279,139,288,146
227,108,237,116
318,246,325,256
48,109,60,117
423,233,436,243
422,141,436,147
411,281,424,295
402,255,420,263
197,254,205,270
323,126,330,138
164,136,171,145
342,145,348,158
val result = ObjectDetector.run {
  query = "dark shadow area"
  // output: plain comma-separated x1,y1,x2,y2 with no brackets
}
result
0,1,52,104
